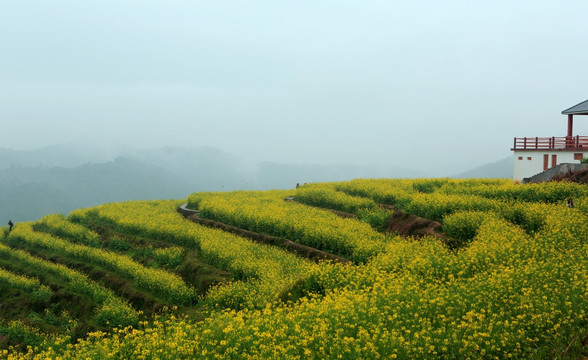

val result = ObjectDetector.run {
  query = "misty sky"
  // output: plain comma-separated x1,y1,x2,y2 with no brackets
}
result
1,0,588,175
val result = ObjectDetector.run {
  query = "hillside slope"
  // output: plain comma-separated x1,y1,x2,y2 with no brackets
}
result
1,178,586,359
453,155,513,178
0,157,193,222
0,145,430,222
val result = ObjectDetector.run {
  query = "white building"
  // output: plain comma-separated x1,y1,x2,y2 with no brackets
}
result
512,99,588,182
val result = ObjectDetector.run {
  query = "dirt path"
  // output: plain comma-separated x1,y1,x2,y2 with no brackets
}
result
177,204,351,265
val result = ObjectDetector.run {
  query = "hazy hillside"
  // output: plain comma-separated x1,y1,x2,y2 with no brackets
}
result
0,145,117,169
130,147,431,189
253,161,429,189
0,182,73,223
0,145,431,222
0,157,193,222
453,156,513,178
0,145,520,223
0,144,526,224
129,146,255,191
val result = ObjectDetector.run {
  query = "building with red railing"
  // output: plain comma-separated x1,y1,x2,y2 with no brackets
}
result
512,99,588,181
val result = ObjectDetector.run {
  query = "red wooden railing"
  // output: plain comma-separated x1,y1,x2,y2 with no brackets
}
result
512,136,588,150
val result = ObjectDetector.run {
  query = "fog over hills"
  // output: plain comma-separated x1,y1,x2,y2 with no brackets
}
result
0,144,118,168
0,157,193,222
0,144,508,222
452,156,513,179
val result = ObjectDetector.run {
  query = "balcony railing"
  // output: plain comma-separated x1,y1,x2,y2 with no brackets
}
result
512,136,588,150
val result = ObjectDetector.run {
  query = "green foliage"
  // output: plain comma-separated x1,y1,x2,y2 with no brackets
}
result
153,247,184,268
411,178,449,193
0,320,45,348
107,237,132,251
94,301,138,328
0,266,51,301
442,210,487,243
137,245,155,259
335,179,415,207
295,184,376,214
356,207,391,231
497,201,546,233
69,200,315,311
6,223,197,305
29,309,75,330
189,191,387,263
439,180,588,204
405,193,496,222
36,214,103,248
0,242,138,329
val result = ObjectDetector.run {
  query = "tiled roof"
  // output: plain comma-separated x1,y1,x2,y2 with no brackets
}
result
562,99,588,115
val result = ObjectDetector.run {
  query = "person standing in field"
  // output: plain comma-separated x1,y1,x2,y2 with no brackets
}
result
8,220,13,232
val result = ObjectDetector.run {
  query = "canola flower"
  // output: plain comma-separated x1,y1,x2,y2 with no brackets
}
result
69,200,316,310
334,178,417,207
35,214,102,248
187,190,388,263
441,210,489,241
0,266,51,301
5,223,197,305
153,246,184,268
3,179,588,359
0,241,137,328
295,183,377,214
0,320,46,349
438,178,588,204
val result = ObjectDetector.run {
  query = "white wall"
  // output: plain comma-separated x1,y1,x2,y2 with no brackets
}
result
513,150,588,182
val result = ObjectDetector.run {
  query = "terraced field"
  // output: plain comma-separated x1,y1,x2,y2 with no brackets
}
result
1,179,587,359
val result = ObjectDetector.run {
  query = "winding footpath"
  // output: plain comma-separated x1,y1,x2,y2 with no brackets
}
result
177,203,351,265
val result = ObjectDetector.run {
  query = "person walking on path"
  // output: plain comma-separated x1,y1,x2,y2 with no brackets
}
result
8,220,13,232
567,198,574,209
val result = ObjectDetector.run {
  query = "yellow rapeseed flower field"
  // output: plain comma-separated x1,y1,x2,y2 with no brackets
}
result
2,179,587,359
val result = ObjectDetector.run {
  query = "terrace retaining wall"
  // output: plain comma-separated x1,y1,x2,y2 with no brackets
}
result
522,163,588,184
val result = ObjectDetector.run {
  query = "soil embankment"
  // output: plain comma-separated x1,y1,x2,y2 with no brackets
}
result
379,204,443,238
551,167,588,184
177,204,351,265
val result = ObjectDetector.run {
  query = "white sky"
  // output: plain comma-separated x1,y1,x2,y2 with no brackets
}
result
1,0,588,175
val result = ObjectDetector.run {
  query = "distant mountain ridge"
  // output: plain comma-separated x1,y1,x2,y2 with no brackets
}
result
0,144,118,169
0,157,193,222
452,156,513,179
0,145,514,223
0,145,428,222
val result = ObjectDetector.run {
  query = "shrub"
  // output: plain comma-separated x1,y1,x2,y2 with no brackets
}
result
411,178,449,193
107,237,132,251
0,320,44,347
357,208,392,231
442,211,488,243
154,247,184,268
296,185,376,214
